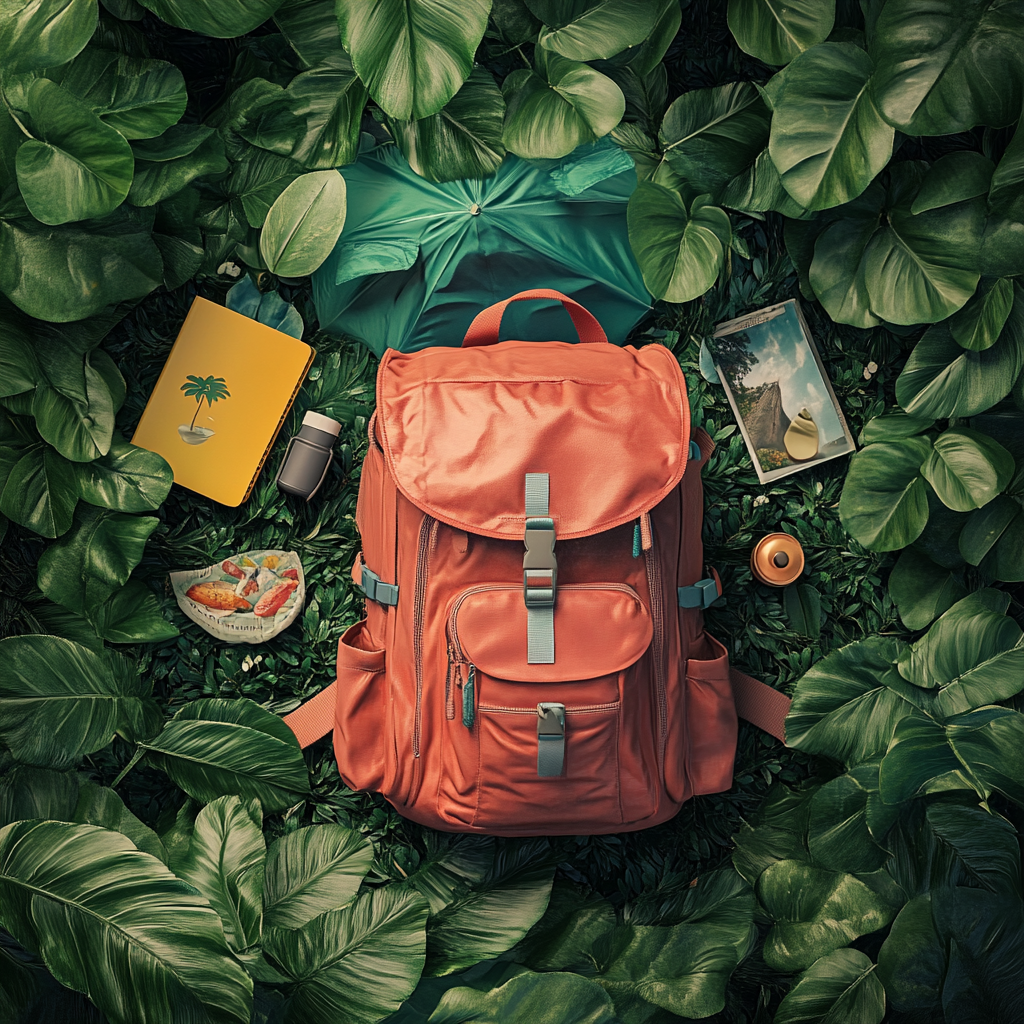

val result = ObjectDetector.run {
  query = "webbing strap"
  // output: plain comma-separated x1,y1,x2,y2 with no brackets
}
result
282,682,336,748
537,703,565,776
730,667,790,743
524,473,555,664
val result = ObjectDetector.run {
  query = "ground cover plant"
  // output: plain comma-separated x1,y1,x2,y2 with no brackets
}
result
0,1,1023,1022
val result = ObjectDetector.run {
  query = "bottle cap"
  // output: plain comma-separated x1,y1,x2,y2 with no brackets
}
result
750,533,805,586
301,410,342,437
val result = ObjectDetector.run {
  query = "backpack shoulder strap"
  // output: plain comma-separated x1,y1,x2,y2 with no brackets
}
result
283,682,336,748
730,667,790,743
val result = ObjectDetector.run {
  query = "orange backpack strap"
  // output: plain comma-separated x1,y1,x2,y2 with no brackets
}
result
729,667,790,743
283,682,336,748
462,288,609,347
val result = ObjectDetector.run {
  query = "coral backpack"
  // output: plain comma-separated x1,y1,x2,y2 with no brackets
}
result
284,290,790,835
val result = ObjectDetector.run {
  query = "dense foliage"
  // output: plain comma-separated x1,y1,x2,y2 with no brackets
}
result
1,1,1023,1023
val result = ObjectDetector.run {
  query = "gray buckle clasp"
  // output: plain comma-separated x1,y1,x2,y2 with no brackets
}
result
523,516,557,607
360,563,399,606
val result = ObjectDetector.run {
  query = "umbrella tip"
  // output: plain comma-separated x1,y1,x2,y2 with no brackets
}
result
469,203,481,216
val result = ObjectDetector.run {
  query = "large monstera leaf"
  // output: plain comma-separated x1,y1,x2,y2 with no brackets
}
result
627,183,730,302
530,0,663,62
870,0,1024,135
502,48,624,160
136,0,287,38
808,162,985,327
767,42,894,211
0,821,253,1024
726,0,834,66
337,0,489,120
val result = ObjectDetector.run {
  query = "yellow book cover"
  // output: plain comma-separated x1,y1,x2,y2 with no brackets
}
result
132,297,314,506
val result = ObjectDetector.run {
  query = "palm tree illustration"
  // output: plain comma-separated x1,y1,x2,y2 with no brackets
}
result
181,375,230,428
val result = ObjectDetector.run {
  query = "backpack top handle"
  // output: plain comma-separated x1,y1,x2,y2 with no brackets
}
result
462,288,609,348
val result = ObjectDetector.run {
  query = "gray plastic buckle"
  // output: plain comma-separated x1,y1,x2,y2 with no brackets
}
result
523,516,557,608
537,702,565,777
360,563,399,606
677,578,720,609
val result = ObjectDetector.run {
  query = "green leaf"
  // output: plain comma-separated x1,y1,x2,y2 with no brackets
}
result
0,765,79,828
923,801,1022,896
274,0,343,67
888,547,966,631
0,634,157,767
402,836,494,917
337,0,489,120
0,204,163,322
129,126,228,206
859,410,936,445
225,276,303,338
31,362,115,463
732,785,813,885
604,0,680,76
726,0,835,66
36,504,159,614
659,82,770,198
87,579,179,644
921,426,1015,512
910,151,994,214
783,582,820,638
767,42,894,211
878,713,972,804
265,885,428,1024
135,0,287,37
511,880,615,969
502,49,625,160
774,947,885,1024
9,78,134,226
0,443,80,537
425,840,556,976
838,436,933,551
46,46,187,140
140,698,309,813
949,277,1015,351
0,820,252,1024
72,779,167,861
430,970,618,1023
77,436,173,512
627,184,730,302
259,169,346,276
263,824,373,931
0,0,98,75
178,796,265,955
895,306,1024,420
392,67,505,183
960,494,1024,582
807,764,890,874
758,860,897,971
946,705,1024,806
871,0,1024,135
238,56,367,171
532,0,662,62
786,636,930,765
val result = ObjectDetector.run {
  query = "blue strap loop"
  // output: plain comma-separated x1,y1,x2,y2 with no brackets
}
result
678,578,720,609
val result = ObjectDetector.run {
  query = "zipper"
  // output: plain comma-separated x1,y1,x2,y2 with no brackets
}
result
411,514,436,759
478,702,620,714
644,533,668,744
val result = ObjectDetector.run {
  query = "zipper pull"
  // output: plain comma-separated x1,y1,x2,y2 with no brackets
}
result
462,665,475,729
445,647,456,720
632,521,641,558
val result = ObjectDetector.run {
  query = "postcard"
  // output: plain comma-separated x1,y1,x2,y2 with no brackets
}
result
711,299,856,484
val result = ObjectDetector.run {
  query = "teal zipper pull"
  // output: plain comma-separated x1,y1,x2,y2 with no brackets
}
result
632,521,641,558
462,665,476,728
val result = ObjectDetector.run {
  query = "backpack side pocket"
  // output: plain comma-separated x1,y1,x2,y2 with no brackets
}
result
333,619,387,793
685,632,737,796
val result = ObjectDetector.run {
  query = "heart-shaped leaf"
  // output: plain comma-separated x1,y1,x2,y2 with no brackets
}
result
259,169,346,276
392,68,505,183
888,547,966,631
627,184,730,302
31,361,115,464
871,0,1024,135
659,81,769,198
77,436,173,513
87,579,179,644
786,636,930,765
757,860,897,971
36,505,159,614
0,820,253,1024
960,494,1024,582
128,126,228,207
136,0,287,38
921,427,1015,512
265,885,428,1024
910,151,994,214
0,635,158,767
858,411,935,445
140,698,309,813
774,948,885,1024
72,780,167,861
895,287,1024,418
0,443,80,537
838,436,933,551
949,277,1015,351
0,0,97,75
502,49,624,160
337,0,489,120
807,763,891,874
726,0,835,66
263,824,373,931
532,0,663,62
767,42,894,211
177,796,265,955
9,78,134,226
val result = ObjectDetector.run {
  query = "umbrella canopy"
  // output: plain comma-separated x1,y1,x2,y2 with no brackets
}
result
311,138,652,355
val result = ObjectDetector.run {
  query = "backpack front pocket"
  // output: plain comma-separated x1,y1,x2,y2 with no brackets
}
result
437,584,658,833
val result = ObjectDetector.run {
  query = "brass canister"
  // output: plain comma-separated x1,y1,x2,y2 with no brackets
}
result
751,533,805,586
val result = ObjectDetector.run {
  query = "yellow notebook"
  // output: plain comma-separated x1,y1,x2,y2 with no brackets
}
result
132,297,314,506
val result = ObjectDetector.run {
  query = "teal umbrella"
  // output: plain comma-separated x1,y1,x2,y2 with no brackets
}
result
311,138,652,355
